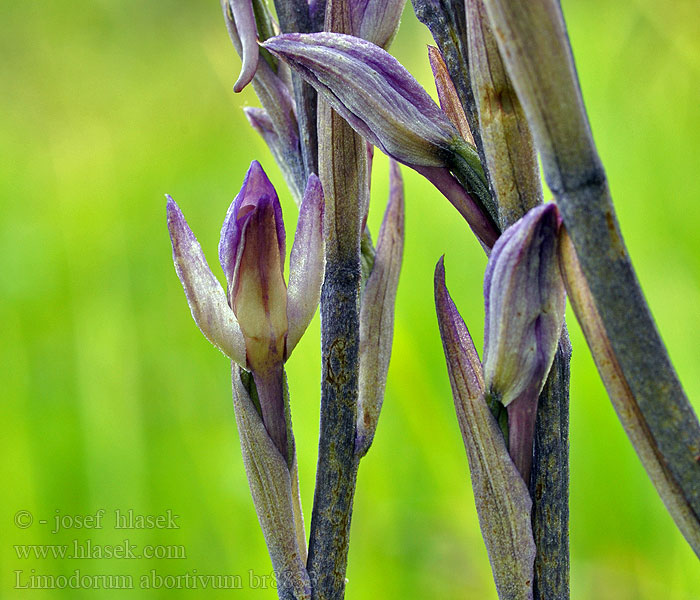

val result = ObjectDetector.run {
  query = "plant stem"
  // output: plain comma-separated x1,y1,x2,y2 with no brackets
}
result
306,4,366,596
530,330,571,600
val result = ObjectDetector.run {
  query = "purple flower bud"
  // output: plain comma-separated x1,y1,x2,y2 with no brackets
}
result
483,203,566,480
168,161,324,460
220,161,288,374
262,32,459,168
351,0,407,49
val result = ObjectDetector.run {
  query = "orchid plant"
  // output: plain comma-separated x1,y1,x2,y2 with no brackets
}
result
167,1,700,599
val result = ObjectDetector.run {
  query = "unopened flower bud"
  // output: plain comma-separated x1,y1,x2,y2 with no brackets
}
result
220,161,288,374
167,161,324,459
482,203,566,480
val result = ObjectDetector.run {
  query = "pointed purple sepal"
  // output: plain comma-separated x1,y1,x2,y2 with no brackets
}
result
286,174,325,357
435,256,484,400
166,196,246,365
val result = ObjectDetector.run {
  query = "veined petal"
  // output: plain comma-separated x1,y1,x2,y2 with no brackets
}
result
286,175,325,357
166,196,246,365
233,194,289,373
263,32,458,167
229,0,260,92
356,160,405,457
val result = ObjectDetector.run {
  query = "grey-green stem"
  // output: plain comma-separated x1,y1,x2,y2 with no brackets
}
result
306,4,366,598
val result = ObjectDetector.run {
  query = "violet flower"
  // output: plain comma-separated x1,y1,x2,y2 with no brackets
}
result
482,203,566,481
262,32,498,247
263,32,458,167
167,161,324,457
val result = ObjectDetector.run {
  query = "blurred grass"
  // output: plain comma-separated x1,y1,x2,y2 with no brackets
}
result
1,0,699,598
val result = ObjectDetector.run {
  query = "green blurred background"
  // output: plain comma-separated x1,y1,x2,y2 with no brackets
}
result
2,1,699,598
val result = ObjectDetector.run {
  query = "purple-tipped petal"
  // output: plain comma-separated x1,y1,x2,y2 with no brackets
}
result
219,161,285,294
435,257,535,599
166,196,246,365
286,174,325,357
435,257,484,399
232,193,289,374
229,0,260,92
356,160,405,457
262,32,458,167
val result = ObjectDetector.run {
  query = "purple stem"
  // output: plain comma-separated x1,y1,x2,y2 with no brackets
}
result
252,364,288,461
507,385,539,484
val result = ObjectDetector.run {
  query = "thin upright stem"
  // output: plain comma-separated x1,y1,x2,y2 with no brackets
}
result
306,4,366,597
